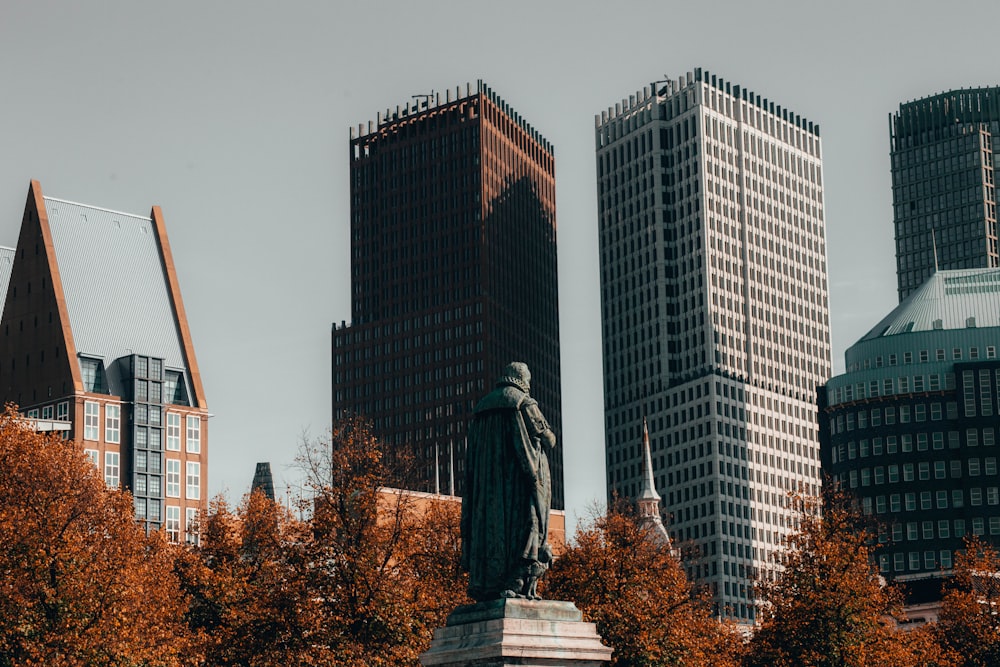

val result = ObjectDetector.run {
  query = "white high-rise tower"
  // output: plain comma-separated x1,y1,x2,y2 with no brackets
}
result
595,68,832,622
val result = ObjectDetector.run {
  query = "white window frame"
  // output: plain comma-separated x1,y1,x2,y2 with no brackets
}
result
105,451,120,488
84,401,100,441
166,412,181,451
186,415,201,453
41,405,53,420
56,401,69,421
166,459,181,498
105,404,120,444
166,506,181,542
186,461,200,500
84,449,99,467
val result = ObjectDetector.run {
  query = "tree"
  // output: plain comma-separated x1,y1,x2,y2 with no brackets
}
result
293,415,469,666
545,503,743,667
0,406,191,666
935,536,1000,667
174,491,312,666
747,489,945,667
178,415,469,666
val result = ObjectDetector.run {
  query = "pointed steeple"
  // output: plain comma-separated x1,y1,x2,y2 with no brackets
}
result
637,417,671,548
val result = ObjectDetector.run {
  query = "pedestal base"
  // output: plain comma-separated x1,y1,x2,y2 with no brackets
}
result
420,599,613,667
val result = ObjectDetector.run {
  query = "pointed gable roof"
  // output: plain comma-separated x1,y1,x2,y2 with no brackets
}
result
1,180,206,408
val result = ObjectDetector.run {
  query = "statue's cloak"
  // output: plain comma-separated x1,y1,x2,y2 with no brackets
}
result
461,384,551,601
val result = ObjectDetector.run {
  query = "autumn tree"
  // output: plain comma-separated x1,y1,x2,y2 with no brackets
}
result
292,414,469,666
175,490,312,666
747,489,945,667
545,502,743,667
935,536,1000,667
0,406,191,666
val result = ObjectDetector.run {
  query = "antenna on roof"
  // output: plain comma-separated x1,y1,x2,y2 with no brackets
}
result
931,227,939,272
412,90,435,110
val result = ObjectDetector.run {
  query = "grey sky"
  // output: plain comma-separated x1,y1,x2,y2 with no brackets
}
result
2,0,998,533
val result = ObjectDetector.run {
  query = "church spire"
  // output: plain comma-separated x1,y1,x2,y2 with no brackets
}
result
637,417,671,547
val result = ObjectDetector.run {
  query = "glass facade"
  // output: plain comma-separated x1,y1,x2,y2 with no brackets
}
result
332,82,563,507
890,88,1000,301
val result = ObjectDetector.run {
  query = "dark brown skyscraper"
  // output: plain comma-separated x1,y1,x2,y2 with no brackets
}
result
332,81,563,508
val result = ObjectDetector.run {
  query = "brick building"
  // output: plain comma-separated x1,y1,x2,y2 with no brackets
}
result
0,180,208,541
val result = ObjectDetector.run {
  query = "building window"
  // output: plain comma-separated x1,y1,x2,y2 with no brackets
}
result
80,357,105,392
166,506,180,542
186,508,200,546
166,459,180,498
167,413,181,450
186,416,201,454
84,401,99,441
41,405,53,419
105,452,119,488
105,404,120,444
186,461,200,500
135,497,146,520
84,449,99,467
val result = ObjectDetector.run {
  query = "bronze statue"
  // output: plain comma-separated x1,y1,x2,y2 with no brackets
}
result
460,362,556,602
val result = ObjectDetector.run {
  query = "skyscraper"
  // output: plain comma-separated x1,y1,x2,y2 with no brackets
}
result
332,82,563,508
0,180,208,542
820,268,1000,616
890,87,1000,301
596,68,831,621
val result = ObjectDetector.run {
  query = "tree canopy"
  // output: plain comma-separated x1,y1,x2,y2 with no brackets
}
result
747,489,945,667
546,503,743,667
0,406,191,666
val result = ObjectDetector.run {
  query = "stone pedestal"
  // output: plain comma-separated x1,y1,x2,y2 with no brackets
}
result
420,598,613,667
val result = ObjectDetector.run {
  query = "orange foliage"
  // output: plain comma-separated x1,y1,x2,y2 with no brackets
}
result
748,489,948,667
0,406,191,666
545,503,743,667
935,536,1000,667
179,415,469,666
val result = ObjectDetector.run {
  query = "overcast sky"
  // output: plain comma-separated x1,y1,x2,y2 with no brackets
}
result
2,0,998,533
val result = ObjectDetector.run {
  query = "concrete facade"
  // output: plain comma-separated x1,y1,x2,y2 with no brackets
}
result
595,68,831,621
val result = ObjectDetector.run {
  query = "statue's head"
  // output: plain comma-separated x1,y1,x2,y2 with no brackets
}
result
499,362,531,393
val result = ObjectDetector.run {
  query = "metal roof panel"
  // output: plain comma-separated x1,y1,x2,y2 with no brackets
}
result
42,197,187,381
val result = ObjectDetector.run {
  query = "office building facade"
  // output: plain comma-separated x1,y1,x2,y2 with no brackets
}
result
596,68,831,620
890,87,1000,301
332,82,563,508
0,181,208,541
821,268,1000,605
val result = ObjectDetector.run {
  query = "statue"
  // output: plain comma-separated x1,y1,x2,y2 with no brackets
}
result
461,362,556,602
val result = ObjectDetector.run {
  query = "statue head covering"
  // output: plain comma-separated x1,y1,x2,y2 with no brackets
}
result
498,361,530,393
